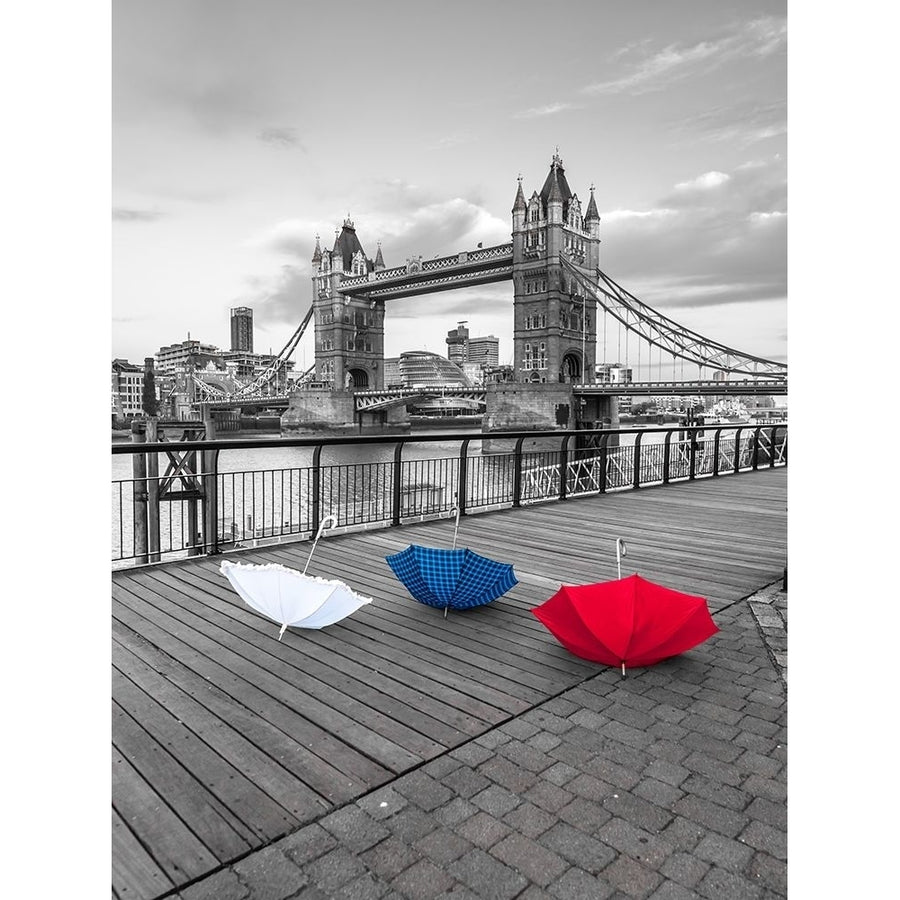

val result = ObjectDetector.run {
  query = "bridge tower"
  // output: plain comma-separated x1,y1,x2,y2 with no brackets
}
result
511,152,600,384
311,219,386,390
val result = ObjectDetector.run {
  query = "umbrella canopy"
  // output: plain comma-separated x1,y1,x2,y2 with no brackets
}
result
532,574,718,671
385,504,517,615
220,515,372,639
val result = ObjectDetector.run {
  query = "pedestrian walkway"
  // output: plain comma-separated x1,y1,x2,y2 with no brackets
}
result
174,578,787,900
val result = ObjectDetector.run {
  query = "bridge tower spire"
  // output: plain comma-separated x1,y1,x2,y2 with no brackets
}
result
511,151,600,384
311,219,386,390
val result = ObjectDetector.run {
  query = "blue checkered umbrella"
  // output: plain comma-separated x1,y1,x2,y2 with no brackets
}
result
385,507,518,616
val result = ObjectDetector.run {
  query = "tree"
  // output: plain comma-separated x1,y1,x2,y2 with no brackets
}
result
142,357,159,417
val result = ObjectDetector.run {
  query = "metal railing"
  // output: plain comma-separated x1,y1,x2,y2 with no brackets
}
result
111,424,787,568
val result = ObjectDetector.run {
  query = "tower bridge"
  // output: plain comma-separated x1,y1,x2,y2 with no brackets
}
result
214,152,784,432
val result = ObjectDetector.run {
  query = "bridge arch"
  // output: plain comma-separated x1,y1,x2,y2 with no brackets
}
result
346,368,370,389
560,351,583,383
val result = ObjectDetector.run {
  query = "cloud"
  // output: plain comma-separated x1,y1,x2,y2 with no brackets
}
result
583,16,786,95
258,126,304,149
113,207,165,222
599,156,786,313
235,263,312,328
513,102,578,120
670,99,786,147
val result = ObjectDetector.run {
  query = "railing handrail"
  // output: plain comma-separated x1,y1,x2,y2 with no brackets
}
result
112,423,776,456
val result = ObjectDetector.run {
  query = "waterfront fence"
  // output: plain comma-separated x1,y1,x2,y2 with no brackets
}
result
111,424,787,567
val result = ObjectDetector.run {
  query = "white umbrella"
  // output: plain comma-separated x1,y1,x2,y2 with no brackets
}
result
220,516,373,639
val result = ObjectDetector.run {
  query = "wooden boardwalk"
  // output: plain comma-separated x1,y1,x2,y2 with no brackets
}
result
111,468,787,899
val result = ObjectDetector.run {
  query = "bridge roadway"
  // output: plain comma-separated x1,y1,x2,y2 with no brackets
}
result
112,467,787,899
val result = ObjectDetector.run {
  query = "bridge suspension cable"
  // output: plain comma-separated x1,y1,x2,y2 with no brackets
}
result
233,305,315,397
561,258,786,381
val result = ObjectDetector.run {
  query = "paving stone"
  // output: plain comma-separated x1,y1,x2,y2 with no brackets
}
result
646,881,699,900
646,741,691,766
659,817,707,853
498,741,556,773
632,777,683,809
680,775,748,811
738,716,781,739
738,821,786,860
475,730,512,750
395,772,456,812
448,848,528,900
179,869,250,900
697,865,764,899
601,855,664,898
651,705,689,725
693,832,755,871
543,697,580,717
389,858,455,900
490,832,569,887
413,828,473,866
321,805,391,853
359,835,420,880
515,887,554,900
549,739,596,768
741,774,786,804
596,817,675,869
647,721,689,743
384,806,440,844
423,756,463,781
525,780,575,813
499,718,541,740
606,703,657,731
471,783,522,817
232,846,307,899
543,761,580,786
568,708,610,731
538,822,617,874
522,709,574,735
680,732,743,764
358,787,410,821
432,797,477,828
691,700,744,726
548,866,616,900
745,797,787,831
478,754,539,793
526,731,562,753
440,765,491,799
658,851,711,889
449,743,495,767
455,811,512,849
746,851,787,895
603,791,675,833
682,751,744,787
333,873,390,900
557,796,613,834
502,800,558,838
305,846,368,894
584,757,642,791
280,823,339,867
568,772,616,803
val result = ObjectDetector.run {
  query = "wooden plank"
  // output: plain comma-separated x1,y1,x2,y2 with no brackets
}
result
112,743,218,883
150,564,494,741
111,808,175,900
113,579,429,771
113,668,299,840
113,698,257,857
112,594,392,788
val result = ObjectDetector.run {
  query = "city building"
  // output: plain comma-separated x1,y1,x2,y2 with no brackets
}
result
111,358,145,420
596,362,634,412
446,321,499,375
230,307,253,352
398,351,470,388
155,338,221,374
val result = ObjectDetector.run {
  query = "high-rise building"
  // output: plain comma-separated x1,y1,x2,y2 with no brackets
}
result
231,307,253,352
446,321,499,371
446,322,469,366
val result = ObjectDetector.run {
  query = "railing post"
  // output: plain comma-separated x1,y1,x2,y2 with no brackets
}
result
311,444,323,530
712,428,723,477
632,432,644,489
513,437,525,507
458,438,470,515
689,427,697,481
769,426,779,468
752,426,762,470
733,427,744,473
392,441,404,526
202,448,221,555
599,433,609,493
130,421,149,565
145,417,161,562
663,430,673,484
559,434,571,501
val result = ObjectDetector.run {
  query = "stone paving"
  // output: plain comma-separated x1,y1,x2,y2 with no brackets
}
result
173,582,787,900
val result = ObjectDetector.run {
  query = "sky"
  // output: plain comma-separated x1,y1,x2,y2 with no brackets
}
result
112,0,787,372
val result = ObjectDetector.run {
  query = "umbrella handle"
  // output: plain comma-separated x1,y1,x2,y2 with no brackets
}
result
449,505,461,550
616,538,627,580
303,515,337,575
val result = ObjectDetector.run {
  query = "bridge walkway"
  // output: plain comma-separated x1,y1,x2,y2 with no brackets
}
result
112,468,787,899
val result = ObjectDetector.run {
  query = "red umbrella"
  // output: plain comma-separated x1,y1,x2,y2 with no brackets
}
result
532,572,719,675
